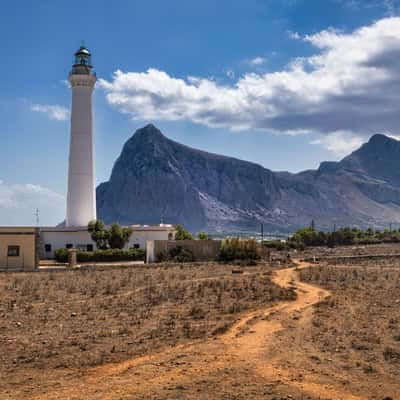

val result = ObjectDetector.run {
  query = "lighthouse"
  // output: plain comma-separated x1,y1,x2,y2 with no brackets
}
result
65,45,97,227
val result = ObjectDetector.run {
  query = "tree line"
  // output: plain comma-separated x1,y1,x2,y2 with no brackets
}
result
265,226,400,251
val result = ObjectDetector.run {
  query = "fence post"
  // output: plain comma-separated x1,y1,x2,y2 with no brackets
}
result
68,248,77,268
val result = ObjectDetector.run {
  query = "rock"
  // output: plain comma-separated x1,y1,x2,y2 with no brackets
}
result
97,125,400,232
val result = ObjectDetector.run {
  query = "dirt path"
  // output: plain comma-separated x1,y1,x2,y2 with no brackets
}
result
22,260,368,400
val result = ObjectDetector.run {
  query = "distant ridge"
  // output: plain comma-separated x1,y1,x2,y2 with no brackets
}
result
97,125,400,233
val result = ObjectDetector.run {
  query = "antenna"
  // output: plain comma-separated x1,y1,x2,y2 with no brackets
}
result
35,208,40,227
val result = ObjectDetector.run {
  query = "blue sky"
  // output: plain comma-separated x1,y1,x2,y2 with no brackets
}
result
1,0,400,225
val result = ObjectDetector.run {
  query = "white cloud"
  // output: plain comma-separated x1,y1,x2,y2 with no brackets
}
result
247,56,267,66
0,181,65,226
30,104,70,121
225,69,235,79
288,31,301,40
99,17,400,147
310,131,364,155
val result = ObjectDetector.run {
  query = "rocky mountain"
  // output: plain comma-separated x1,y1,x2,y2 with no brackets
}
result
97,125,400,233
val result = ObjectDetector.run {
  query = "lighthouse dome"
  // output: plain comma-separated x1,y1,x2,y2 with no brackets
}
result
75,46,90,56
73,45,92,69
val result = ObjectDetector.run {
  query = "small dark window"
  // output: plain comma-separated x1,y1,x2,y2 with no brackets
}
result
66,243,73,249
8,246,20,257
86,244,93,252
134,244,140,249
45,244,52,252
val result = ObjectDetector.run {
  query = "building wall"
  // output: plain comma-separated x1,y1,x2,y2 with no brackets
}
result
40,226,175,259
127,229,174,249
0,228,38,270
40,229,95,258
147,240,222,263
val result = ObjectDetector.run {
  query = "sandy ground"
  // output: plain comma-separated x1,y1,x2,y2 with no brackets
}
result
4,258,399,399
4,259,381,400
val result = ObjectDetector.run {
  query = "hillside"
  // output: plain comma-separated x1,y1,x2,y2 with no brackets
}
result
97,125,400,232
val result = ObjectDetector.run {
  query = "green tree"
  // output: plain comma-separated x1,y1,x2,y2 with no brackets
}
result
175,225,194,240
88,220,133,249
197,232,210,240
108,223,133,249
88,220,109,249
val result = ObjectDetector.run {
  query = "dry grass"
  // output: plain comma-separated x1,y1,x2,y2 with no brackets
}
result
298,260,400,392
0,261,295,381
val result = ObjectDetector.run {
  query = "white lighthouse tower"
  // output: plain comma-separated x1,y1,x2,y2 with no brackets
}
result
65,45,97,227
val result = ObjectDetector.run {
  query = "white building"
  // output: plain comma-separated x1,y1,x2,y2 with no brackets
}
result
40,224,175,259
66,46,97,227
39,45,175,259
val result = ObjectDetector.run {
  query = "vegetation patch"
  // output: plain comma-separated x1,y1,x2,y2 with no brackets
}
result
217,238,260,262
55,248,145,263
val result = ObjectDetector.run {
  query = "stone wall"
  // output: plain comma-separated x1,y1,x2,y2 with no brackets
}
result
147,240,222,263
146,240,271,263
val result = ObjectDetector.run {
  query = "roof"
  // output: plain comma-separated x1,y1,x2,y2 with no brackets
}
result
39,224,175,233
75,46,90,56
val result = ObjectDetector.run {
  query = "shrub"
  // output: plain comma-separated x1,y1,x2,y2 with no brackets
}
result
168,246,195,262
54,248,69,263
156,246,196,263
217,238,260,262
54,248,145,263
264,240,289,252
174,225,194,240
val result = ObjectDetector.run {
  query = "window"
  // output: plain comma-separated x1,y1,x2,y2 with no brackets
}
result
8,246,20,257
86,244,93,252
45,244,52,252
66,243,73,249
133,244,140,249
76,244,86,251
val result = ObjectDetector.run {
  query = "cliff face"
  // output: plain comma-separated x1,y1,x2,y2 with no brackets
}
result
97,125,400,232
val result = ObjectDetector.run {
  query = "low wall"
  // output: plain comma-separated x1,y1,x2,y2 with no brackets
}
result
147,240,222,263
146,240,271,263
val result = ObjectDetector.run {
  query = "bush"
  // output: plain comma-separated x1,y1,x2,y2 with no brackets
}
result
54,248,145,263
54,248,69,263
168,246,195,262
88,220,133,249
174,225,194,240
156,246,196,263
217,238,260,262
264,240,289,252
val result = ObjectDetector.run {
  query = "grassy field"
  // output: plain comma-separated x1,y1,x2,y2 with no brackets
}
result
293,259,400,398
3,246,400,399
0,260,295,398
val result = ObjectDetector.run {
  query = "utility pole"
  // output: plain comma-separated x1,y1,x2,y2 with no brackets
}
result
34,208,40,227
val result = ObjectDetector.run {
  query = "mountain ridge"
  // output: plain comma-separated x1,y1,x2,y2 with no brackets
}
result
97,125,400,232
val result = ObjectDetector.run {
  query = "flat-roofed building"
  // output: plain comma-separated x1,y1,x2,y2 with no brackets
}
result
40,224,176,259
0,227,39,270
